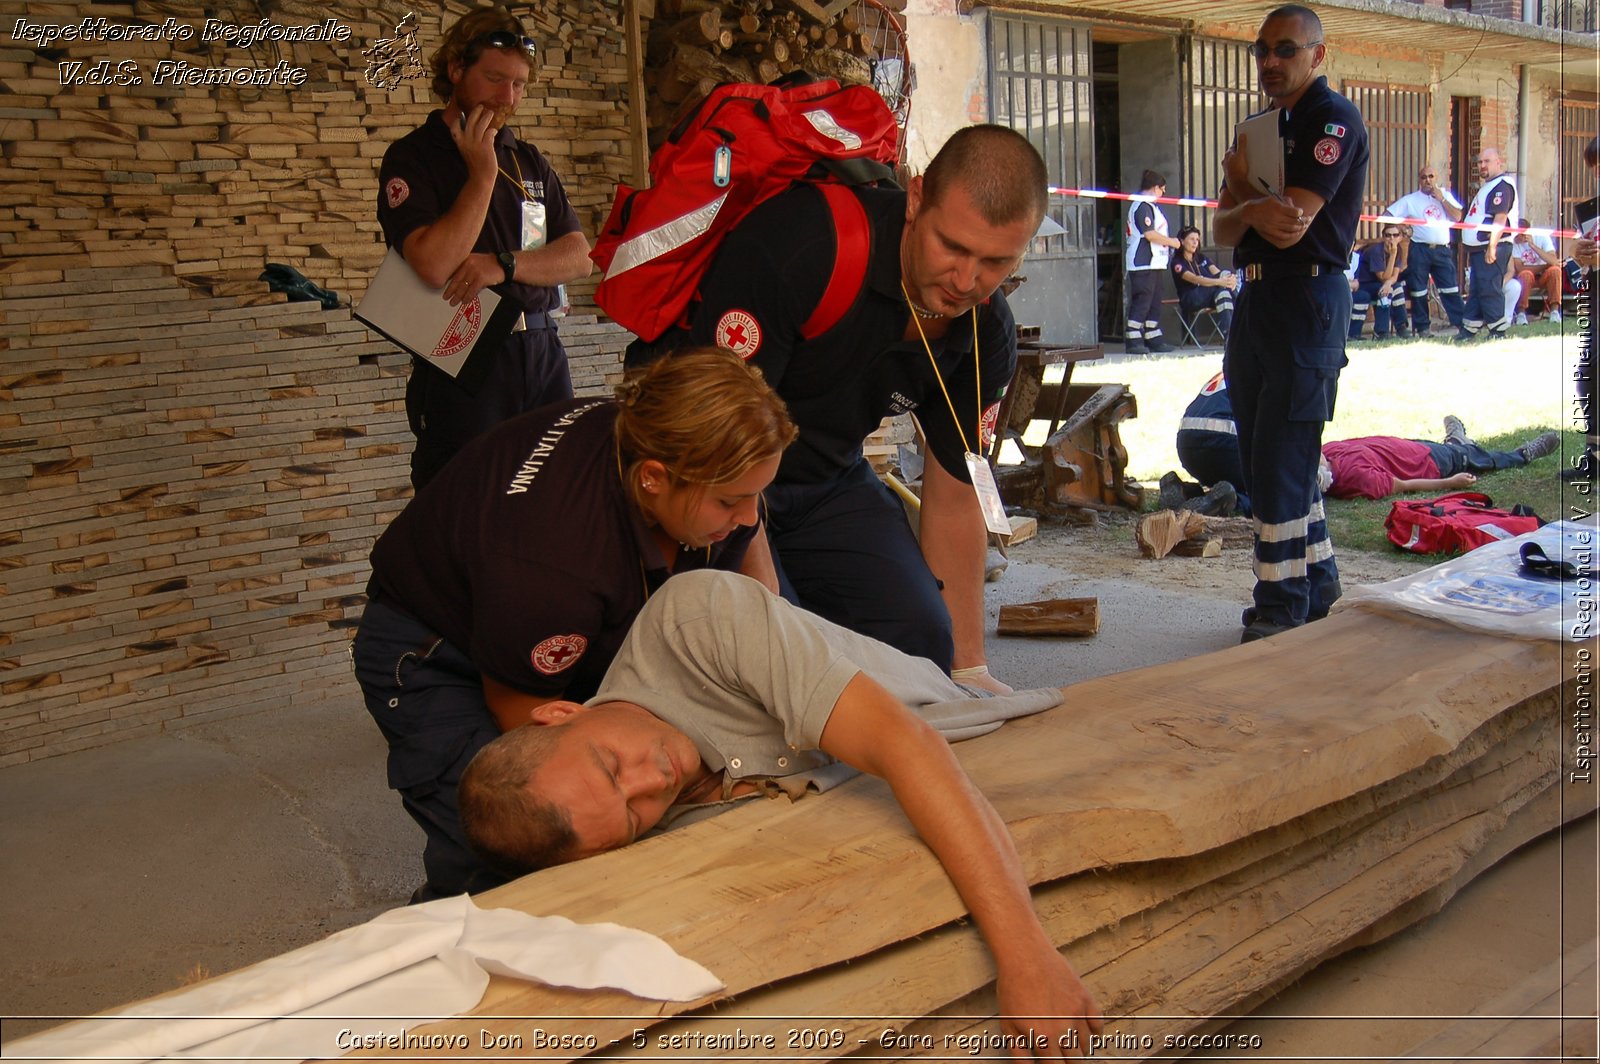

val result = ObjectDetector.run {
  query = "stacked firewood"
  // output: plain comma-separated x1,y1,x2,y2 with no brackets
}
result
643,0,905,146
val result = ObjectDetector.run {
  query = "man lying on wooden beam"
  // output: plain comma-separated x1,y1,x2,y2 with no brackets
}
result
459,568,1102,1056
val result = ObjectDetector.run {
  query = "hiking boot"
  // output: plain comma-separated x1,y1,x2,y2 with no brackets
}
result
1146,337,1175,353
1442,414,1470,446
1517,431,1560,462
1158,470,1187,511
1125,339,1148,355
1182,480,1237,517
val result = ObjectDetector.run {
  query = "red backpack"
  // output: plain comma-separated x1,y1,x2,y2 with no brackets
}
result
1384,492,1543,555
590,77,900,343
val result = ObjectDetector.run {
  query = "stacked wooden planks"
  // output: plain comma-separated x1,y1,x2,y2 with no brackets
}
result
0,0,635,309
0,265,628,764
319,608,1587,1060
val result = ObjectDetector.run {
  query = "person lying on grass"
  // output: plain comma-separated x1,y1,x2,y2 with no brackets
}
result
459,569,1103,1058
1320,417,1560,501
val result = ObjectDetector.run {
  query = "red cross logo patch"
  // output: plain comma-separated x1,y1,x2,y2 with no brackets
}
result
385,177,409,209
531,634,587,675
1313,137,1342,165
714,310,762,359
979,401,1001,453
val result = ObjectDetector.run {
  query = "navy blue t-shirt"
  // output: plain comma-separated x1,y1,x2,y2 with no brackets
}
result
369,400,755,699
1234,77,1369,271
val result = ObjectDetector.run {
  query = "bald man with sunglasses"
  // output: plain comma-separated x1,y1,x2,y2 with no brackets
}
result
378,8,593,489
1385,166,1466,338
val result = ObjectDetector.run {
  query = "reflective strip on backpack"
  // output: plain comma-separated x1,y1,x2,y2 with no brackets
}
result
802,108,862,151
605,192,730,278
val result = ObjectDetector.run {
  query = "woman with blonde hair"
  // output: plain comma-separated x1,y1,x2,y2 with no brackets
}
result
353,346,796,900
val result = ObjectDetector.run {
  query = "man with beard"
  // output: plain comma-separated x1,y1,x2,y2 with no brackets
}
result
377,8,593,488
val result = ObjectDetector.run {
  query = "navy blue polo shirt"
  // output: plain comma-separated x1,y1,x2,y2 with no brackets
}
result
377,111,581,315
1353,242,1394,284
1235,77,1369,271
685,184,1017,486
368,400,756,700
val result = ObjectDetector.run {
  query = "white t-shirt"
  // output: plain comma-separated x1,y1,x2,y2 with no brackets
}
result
1511,231,1557,269
1385,188,1464,246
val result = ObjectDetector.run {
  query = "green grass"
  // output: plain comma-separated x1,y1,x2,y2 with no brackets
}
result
1032,319,1594,556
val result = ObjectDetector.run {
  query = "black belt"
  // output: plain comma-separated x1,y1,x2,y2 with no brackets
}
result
1241,262,1335,281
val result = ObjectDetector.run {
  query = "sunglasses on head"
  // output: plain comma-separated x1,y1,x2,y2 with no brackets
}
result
473,29,537,54
1248,40,1321,59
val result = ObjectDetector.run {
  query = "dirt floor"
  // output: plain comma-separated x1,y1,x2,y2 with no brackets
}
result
1007,507,1430,599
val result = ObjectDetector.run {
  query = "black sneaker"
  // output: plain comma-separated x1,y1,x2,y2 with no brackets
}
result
1453,328,1476,342
1125,339,1149,355
1146,338,1175,353
1516,431,1560,462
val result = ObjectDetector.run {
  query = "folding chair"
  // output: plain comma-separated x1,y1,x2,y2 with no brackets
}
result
1170,301,1225,347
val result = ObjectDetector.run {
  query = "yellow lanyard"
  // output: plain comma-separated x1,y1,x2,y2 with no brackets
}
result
902,281,982,454
497,150,526,201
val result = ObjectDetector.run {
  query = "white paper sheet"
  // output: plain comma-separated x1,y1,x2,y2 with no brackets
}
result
7,895,723,1063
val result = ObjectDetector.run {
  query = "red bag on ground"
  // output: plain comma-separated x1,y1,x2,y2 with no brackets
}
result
1384,491,1543,554
590,77,900,342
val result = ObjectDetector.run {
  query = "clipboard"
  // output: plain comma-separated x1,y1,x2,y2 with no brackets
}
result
354,248,523,395
1236,110,1284,196
1575,196,1600,239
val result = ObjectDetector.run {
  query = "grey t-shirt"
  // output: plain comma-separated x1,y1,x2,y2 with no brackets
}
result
588,570,1063,782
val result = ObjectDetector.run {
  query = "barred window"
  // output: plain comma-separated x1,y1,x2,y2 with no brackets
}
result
987,14,1095,257
1561,94,1599,225
1182,37,1260,236
1343,81,1431,242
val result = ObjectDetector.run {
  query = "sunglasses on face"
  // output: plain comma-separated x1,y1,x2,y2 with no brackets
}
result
473,29,538,54
1248,40,1320,59
1383,231,1402,238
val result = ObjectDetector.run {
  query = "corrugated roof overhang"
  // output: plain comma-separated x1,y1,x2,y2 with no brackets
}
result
978,0,1597,77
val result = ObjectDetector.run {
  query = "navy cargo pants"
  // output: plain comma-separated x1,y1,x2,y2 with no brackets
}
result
405,322,572,491
1225,270,1348,628
353,598,507,900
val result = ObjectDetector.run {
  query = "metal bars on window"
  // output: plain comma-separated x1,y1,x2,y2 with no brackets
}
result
1561,95,1599,224
1182,38,1260,236
988,14,1094,256
1343,80,1431,240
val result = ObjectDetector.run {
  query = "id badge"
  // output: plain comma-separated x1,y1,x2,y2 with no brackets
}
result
521,200,546,250
965,452,1012,536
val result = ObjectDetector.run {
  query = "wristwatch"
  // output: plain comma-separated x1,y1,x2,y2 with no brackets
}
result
497,251,516,284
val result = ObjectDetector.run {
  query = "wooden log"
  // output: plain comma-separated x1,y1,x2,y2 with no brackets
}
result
1000,513,1036,546
1169,534,1222,558
997,598,1099,637
1135,510,1206,559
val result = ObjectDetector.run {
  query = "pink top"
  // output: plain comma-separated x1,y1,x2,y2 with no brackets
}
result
1322,436,1437,500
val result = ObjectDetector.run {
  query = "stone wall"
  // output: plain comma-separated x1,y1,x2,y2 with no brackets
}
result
0,0,636,762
